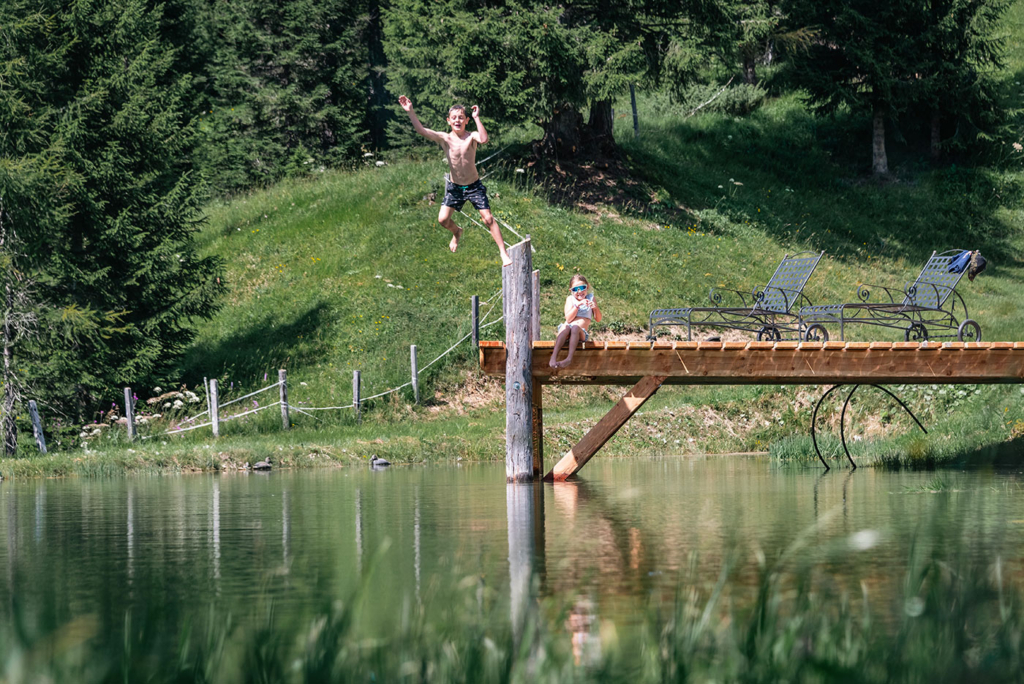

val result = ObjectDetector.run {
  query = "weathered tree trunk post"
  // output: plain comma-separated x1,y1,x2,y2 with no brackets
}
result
123,387,136,442
471,295,480,350
279,369,289,430
530,268,542,477
210,379,220,438
28,400,46,453
410,345,419,404
353,370,361,424
503,238,534,482
630,83,640,140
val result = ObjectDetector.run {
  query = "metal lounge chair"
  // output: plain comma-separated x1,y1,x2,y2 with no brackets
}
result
798,249,981,342
648,251,824,341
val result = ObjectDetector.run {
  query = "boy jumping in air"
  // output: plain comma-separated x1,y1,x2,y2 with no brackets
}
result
399,96,512,267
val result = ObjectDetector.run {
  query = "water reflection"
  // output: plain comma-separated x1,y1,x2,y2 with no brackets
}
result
212,479,221,589
506,482,544,645
0,459,1022,667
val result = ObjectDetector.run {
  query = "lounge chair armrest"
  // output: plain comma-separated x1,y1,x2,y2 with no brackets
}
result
707,287,753,307
857,283,902,304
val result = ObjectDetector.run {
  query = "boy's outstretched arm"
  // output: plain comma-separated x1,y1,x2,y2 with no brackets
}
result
471,105,488,144
399,95,444,143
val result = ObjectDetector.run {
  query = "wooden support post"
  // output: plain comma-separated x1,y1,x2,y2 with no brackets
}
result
353,370,361,424
532,383,543,478
545,375,666,481
28,400,47,453
630,83,639,140
279,369,290,430
503,239,534,482
410,345,420,404
123,388,136,442
531,269,540,342
210,379,220,437
471,295,480,349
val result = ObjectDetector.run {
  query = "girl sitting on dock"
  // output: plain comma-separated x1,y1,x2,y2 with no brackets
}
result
549,274,601,368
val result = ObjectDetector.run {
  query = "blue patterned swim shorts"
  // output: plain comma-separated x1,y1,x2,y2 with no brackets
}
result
442,179,490,211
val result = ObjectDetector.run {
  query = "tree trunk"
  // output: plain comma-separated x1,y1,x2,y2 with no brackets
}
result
2,278,16,458
742,57,758,86
584,99,615,154
365,0,389,151
872,106,889,176
539,105,583,160
930,110,941,162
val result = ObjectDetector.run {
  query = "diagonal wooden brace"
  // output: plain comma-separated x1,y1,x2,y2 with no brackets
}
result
545,375,666,482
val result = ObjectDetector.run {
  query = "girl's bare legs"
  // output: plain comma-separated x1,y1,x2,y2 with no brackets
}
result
549,326,572,367
438,205,462,252
556,326,583,368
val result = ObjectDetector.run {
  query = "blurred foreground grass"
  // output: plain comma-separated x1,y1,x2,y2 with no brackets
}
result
4,518,1023,683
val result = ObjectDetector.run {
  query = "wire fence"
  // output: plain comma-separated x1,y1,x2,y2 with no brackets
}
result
118,291,506,442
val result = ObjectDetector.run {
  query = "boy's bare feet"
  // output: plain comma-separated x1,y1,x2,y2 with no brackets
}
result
501,254,513,267
556,359,571,368
548,357,559,368
449,225,462,253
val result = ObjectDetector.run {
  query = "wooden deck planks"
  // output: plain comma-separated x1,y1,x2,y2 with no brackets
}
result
480,341,1024,385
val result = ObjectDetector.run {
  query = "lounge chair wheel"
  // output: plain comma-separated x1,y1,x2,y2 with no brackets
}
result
904,323,928,342
957,319,981,342
757,325,782,341
804,324,829,342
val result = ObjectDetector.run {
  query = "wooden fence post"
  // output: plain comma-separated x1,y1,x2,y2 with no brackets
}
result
410,345,420,404
353,370,361,424
123,388,136,442
279,369,290,430
531,269,540,342
471,295,480,349
503,238,534,482
210,379,220,437
28,400,47,453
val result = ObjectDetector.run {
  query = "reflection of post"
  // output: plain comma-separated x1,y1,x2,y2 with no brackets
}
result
282,490,290,569
6,494,18,610
34,484,45,543
212,479,221,589
414,492,421,606
127,489,135,585
355,489,363,578
507,482,545,646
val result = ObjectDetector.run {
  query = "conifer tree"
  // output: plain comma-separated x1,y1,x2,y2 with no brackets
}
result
383,0,722,158
197,0,371,191
3,0,223,420
916,0,1007,160
784,0,927,175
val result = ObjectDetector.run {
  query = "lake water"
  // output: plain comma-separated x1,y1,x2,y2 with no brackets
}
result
2,457,1023,667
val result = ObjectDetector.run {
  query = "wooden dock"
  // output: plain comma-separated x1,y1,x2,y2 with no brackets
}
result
482,339,1024,482
491,239,1024,483
481,340,1024,386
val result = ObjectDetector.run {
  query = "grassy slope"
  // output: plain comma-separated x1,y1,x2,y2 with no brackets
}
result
4,6,1024,477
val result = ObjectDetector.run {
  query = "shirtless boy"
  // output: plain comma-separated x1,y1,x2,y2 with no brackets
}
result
398,96,512,267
